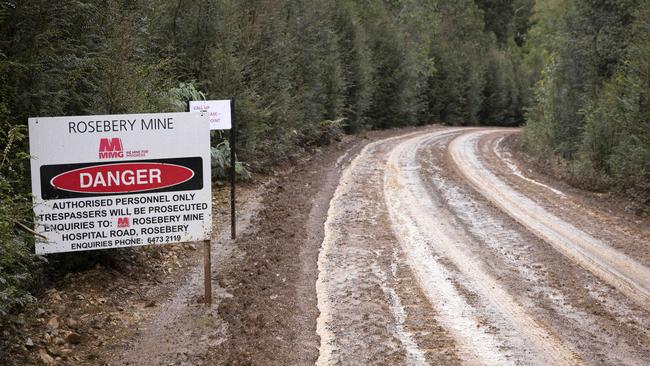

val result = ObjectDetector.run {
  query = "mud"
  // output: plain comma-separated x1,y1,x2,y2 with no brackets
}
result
449,130,650,309
104,181,267,366
316,128,462,366
385,130,582,365
316,127,649,365
1,183,262,366
441,129,650,365
486,131,650,266
210,131,406,365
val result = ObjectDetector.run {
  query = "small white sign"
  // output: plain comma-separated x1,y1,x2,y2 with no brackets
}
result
189,100,231,130
28,112,212,254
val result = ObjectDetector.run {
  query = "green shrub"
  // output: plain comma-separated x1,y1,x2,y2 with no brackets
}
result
292,118,346,148
523,1,649,210
577,3,650,207
0,125,41,317
210,140,252,182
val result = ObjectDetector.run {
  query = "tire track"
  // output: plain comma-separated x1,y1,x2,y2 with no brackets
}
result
420,131,650,365
493,135,566,197
317,127,648,365
316,130,458,365
383,129,582,366
449,130,650,310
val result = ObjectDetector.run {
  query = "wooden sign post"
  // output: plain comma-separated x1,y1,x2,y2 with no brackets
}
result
203,239,212,304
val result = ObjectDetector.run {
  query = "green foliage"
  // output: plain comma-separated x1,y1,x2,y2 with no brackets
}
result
578,3,650,203
525,0,638,155
480,47,528,126
475,0,515,46
524,0,649,207
333,0,374,132
293,118,346,148
167,83,207,112
524,66,562,158
425,0,532,126
0,125,41,316
210,140,252,182
427,0,488,125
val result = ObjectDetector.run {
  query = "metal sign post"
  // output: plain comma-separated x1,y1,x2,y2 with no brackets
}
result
230,99,236,239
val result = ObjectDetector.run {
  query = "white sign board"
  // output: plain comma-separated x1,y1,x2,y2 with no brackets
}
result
189,100,231,130
29,112,212,254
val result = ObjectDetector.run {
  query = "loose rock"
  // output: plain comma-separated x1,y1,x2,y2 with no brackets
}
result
47,317,59,329
38,348,55,365
65,332,82,345
66,318,79,329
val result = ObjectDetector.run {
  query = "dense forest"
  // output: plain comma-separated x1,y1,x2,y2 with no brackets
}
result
524,0,649,204
0,0,648,321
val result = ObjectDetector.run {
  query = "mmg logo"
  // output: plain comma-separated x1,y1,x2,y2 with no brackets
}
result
98,138,124,159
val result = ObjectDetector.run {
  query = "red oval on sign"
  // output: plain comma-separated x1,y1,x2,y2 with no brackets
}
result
50,162,195,194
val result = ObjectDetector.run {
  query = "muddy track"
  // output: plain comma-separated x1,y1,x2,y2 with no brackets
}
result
316,127,650,365
449,130,650,309
385,130,582,365
206,130,434,365
316,128,463,365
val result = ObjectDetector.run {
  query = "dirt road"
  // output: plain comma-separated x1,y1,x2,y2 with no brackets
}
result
315,127,649,365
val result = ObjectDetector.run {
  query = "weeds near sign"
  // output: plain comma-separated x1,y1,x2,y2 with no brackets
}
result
0,125,41,317
211,140,251,181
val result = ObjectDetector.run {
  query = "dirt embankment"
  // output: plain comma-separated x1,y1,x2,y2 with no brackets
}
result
210,129,417,365
502,133,650,216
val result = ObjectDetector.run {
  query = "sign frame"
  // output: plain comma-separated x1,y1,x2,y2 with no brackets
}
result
28,111,212,255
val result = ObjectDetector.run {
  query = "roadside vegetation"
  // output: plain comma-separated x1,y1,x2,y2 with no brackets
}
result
0,0,648,336
523,0,650,210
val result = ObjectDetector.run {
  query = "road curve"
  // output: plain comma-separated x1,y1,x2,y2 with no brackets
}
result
316,126,650,365
448,129,650,310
